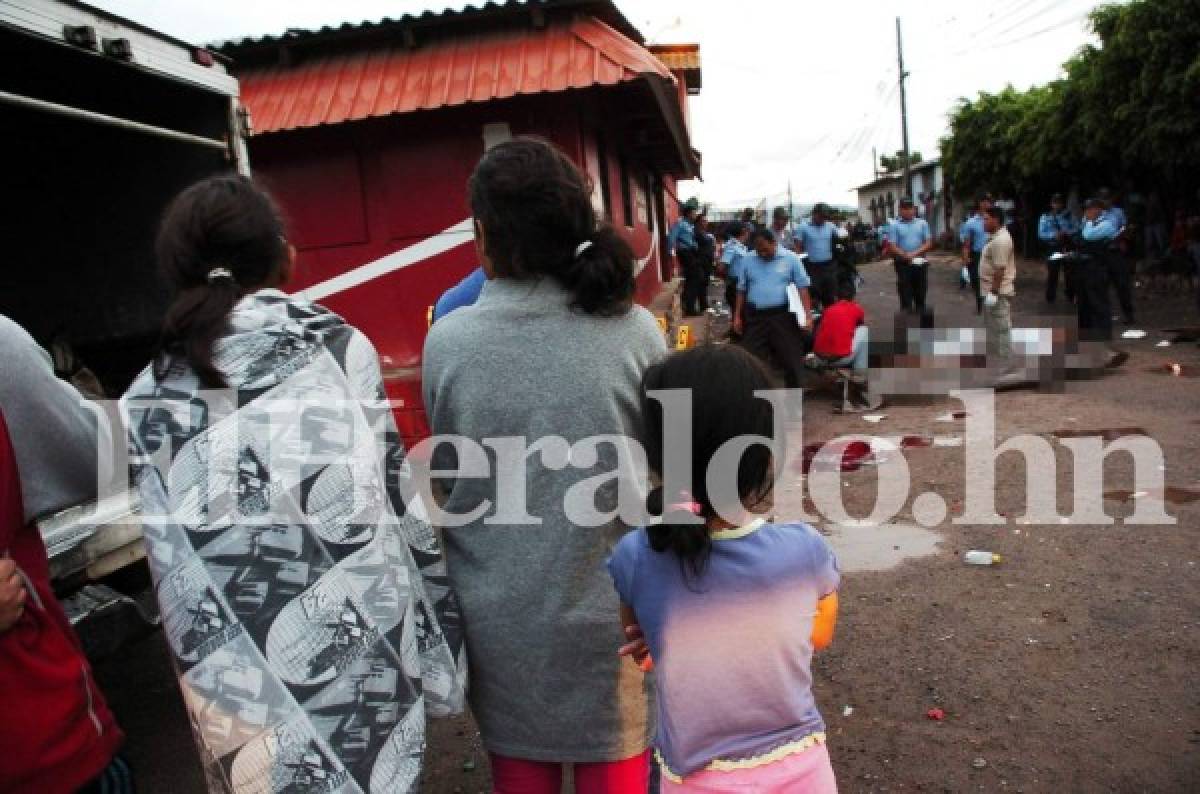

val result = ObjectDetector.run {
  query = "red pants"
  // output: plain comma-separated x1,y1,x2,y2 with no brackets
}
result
490,750,650,794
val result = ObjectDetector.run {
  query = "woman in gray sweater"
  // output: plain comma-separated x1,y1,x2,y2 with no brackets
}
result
422,138,667,791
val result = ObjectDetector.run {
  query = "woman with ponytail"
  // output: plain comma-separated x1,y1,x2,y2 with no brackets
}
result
608,344,842,792
122,174,465,793
422,137,667,791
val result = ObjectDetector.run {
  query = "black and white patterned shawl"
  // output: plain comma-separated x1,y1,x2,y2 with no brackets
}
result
122,289,466,793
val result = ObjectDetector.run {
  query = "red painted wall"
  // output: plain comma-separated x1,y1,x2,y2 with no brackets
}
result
248,91,670,445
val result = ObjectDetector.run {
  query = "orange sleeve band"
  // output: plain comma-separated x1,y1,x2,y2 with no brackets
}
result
811,591,838,651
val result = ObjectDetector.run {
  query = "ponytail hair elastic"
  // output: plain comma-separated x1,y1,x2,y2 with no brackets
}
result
667,491,704,516
206,267,236,285
574,240,594,259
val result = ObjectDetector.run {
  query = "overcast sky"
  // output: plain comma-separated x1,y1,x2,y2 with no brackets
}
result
96,0,1109,207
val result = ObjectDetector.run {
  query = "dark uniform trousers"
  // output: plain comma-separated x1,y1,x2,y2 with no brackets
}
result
966,251,983,313
1108,251,1135,322
807,260,837,310
741,305,809,388
679,248,705,316
1045,248,1076,303
1077,243,1114,343
893,257,928,314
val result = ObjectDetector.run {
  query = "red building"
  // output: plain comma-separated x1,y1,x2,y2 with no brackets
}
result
221,0,701,444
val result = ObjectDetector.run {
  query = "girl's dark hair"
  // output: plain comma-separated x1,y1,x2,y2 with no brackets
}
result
154,174,289,388
640,345,780,578
467,137,635,316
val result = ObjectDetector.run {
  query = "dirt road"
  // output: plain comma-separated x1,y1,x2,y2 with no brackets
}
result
94,254,1200,792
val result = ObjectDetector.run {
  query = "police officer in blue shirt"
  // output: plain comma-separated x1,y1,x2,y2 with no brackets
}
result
720,222,751,320
669,204,703,316
1098,187,1135,323
1037,193,1079,303
796,202,838,310
733,228,813,387
884,197,933,315
959,193,992,313
1077,197,1120,343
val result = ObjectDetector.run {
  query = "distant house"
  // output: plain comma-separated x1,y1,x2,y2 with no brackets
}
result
909,159,951,239
854,158,953,239
855,173,902,228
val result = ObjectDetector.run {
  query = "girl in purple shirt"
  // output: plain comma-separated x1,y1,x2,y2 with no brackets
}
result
609,345,841,792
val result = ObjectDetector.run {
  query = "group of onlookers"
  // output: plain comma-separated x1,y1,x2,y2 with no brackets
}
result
4,136,844,793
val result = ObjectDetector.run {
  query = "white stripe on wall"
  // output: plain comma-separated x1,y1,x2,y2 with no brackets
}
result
299,218,475,302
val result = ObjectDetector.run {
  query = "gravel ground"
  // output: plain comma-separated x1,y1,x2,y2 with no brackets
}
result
93,253,1200,792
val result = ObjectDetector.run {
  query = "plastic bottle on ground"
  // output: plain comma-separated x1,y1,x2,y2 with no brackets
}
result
964,550,1002,566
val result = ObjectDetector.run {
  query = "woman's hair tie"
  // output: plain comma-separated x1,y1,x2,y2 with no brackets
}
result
206,267,236,285
574,240,594,259
667,496,704,516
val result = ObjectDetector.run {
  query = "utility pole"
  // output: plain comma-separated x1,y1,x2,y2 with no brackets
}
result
896,17,912,200
787,180,795,237
872,146,878,178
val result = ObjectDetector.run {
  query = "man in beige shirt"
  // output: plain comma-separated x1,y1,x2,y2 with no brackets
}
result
980,206,1016,363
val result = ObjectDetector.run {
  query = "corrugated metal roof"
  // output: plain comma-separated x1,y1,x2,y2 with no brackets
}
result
217,0,643,50
238,16,674,135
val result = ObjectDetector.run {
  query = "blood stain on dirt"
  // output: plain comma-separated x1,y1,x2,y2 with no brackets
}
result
797,440,875,474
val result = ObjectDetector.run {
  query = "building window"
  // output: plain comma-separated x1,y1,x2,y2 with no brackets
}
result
596,133,612,222
619,156,634,228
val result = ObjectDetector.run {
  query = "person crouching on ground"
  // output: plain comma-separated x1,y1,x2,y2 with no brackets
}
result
812,278,881,410
981,205,1017,372
732,228,813,389
608,344,840,792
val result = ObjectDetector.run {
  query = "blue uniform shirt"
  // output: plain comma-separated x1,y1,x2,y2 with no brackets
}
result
886,217,932,254
737,248,811,309
720,239,748,268
797,221,836,262
1106,205,1127,231
722,240,749,285
669,217,697,254
432,266,487,322
961,213,988,253
1082,214,1119,242
1038,210,1078,242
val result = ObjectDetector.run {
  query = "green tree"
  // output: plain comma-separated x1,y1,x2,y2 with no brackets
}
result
878,149,922,173
942,0,1200,201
